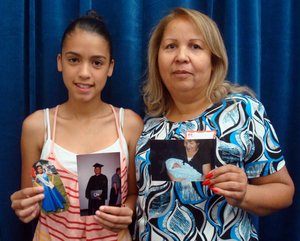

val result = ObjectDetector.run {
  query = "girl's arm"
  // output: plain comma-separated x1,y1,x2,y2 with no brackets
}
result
94,109,143,233
10,110,46,223
122,109,143,210
34,176,40,186
48,172,54,184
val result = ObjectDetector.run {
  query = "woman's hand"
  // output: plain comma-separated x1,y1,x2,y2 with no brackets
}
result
203,165,294,216
94,205,133,233
10,186,44,223
203,164,248,207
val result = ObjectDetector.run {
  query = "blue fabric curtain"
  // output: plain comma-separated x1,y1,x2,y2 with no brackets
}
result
1,0,299,240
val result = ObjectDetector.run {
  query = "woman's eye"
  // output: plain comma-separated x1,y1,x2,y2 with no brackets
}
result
191,44,201,49
166,44,176,49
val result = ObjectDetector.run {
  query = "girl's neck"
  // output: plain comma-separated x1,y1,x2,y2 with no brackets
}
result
60,99,110,120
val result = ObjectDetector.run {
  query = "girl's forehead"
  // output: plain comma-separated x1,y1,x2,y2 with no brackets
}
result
62,29,110,54
64,29,108,46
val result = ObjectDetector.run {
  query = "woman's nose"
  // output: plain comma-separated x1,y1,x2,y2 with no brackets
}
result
175,47,189,63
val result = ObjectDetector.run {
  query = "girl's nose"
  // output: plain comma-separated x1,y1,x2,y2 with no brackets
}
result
79,62,91,79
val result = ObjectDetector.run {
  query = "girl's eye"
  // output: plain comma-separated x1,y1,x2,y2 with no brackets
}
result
69,58,79,63
93,60,103,67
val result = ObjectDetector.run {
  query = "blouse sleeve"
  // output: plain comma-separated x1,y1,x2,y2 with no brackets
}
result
216,95,285,178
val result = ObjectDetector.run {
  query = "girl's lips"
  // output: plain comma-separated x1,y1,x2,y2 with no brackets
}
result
76,83,92,89
75,83,93,92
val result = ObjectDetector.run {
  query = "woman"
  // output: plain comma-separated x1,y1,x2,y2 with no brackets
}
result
135,7,294,240
11,10,143,240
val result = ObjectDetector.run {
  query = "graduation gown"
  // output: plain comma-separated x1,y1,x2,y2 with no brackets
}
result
85,174,108,215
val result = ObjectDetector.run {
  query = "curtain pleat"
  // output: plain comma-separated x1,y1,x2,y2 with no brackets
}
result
29,0,36,113
1,1,299,240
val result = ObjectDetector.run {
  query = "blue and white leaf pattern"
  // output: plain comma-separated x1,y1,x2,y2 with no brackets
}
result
135,94,284,240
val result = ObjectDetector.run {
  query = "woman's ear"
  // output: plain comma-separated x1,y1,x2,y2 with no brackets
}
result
57,54,62,72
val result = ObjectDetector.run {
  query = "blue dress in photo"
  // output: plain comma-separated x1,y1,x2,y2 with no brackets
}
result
36,173,66,212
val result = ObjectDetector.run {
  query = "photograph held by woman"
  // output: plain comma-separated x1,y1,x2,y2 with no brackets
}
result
135,7,294,241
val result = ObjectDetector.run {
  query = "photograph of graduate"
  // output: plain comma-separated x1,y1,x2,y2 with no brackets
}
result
77,152,121,216
150,139,216,182
85,163,108,215
32,160,69,214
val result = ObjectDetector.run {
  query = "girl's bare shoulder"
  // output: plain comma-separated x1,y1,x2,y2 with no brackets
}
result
123,108,143,137
22,110,44,133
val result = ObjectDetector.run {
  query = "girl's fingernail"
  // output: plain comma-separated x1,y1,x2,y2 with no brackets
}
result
206,172,213,179
202,180,211,185
211,188,218,193
209,185,214,189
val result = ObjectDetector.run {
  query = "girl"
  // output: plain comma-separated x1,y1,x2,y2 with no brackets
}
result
11,10,143,240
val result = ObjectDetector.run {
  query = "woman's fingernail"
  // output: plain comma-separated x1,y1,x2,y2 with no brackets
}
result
202,180,211,185
209,184,214,189
211,188,218,193
206,173,213,179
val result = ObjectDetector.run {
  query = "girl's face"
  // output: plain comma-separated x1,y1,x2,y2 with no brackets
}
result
158,17,213,101
36,166,43,174
57,29,114,103
184,140,199,152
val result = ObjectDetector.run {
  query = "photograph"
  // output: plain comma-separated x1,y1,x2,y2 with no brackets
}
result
31,160,69,215
77,152,121,216
150,138,216,182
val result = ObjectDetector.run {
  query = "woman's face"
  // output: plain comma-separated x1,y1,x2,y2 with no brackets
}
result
158,17,213,101
57,29,114,103
36,166,43,174
184,140,199,152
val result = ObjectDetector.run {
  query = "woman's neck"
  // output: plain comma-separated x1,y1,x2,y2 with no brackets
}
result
186,149,198,158
166,96,211,122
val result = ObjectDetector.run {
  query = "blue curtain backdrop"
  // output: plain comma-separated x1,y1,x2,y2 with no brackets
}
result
0,0,299,240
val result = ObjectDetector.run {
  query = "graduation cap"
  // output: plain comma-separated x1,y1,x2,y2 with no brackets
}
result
93,163,104,168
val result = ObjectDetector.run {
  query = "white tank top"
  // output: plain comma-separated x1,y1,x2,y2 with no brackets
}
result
40,107,129,174
34,105,132,240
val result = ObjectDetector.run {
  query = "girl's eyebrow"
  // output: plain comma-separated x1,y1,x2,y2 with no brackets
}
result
65,51,107,60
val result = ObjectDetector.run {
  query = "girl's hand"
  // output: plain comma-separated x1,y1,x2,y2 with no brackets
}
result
10,186,44,223
203,164,248,207
94,205,133,233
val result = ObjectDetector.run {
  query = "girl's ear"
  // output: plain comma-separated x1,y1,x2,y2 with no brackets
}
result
107,59,114,77
57,54,62,72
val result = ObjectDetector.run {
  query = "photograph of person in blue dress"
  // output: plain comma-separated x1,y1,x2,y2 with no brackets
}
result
33,161,68,214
